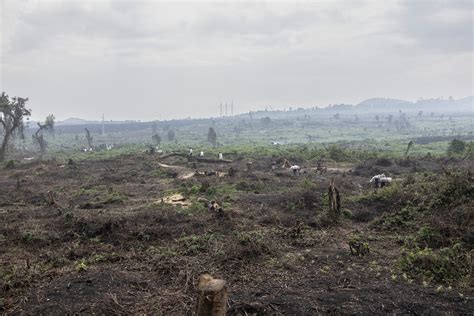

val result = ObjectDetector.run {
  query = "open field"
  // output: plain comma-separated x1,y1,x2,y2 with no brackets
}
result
14,107,474,158
2,93,474,315
1,149,472,314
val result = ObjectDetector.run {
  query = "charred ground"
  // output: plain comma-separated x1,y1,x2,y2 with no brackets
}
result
0,152,472,314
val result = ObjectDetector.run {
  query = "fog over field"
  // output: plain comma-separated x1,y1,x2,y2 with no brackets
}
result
1,0,472,121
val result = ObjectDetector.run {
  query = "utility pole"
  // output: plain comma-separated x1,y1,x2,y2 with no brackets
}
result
231,101,234,116
225,103,228,116
220,103,223,117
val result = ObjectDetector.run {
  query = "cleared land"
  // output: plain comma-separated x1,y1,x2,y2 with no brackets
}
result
1,151,472,314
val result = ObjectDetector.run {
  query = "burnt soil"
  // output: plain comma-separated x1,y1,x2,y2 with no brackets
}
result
0,153,472,315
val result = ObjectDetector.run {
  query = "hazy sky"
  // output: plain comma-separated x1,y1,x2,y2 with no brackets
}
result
1,0,473,121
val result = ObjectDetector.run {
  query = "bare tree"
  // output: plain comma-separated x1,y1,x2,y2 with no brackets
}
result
207,127,217,147
85,128,93,149
405,140,413,157
33,114,55,158
328,178,341,220
0,92,31,162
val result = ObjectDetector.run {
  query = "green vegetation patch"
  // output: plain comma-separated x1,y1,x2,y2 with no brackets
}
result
178,232,216,255
75,185,127,208
398,244,471,286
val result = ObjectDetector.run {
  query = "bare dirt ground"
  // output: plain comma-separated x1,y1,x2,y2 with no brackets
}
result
0,153,472,315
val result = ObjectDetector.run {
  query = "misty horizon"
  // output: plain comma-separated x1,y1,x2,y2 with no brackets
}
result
22,94,473,123
1,0,473,121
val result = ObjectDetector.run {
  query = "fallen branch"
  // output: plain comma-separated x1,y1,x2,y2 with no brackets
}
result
159,153,189,159
196,158,232,164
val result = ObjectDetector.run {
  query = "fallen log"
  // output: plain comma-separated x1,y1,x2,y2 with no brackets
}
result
196,158,232,163
158,153,189,159
158,153,232,163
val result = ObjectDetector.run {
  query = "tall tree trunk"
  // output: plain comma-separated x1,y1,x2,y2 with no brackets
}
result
0,132,12,162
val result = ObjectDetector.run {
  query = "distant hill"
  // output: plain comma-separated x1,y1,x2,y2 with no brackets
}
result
50,96,472,128
457,95,474,106
355,96,473,113
356,98,413,111
57,118,94,125
414,97,473,112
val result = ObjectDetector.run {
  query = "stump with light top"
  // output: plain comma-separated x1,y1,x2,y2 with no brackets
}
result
195,274,227,316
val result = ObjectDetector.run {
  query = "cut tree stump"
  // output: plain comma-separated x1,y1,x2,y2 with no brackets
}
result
245,162,253,172
196,274,227,316
328,178,341,219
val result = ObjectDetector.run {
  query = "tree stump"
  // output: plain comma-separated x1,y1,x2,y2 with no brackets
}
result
328,178,341,219
196,274,227,316
281,158,291,168
349,240,370,256
200,181,210,193
47,191,61,209
246,162,252,172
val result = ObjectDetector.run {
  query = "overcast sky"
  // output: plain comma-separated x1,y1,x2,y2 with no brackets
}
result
1,0,473,121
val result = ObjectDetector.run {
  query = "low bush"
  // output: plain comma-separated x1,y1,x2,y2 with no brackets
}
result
398,243,471,286
178,233,215,255
416,226,443,249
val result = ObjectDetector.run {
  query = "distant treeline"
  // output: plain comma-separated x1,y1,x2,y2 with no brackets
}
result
413,135,474,145
29,118,213,135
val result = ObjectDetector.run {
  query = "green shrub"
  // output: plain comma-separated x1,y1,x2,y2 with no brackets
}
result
342,209,353,219
447,139,466,156
398,243,471,285
355,182,405,205
21,231,43,244
75,259,88,272
179,233,215,255
102,191,126,204
184,201,207,214
234,230,272,257
189,185,201,195
416,226,443,249
373,206,415,230
4,160,15,169
327,145,350,161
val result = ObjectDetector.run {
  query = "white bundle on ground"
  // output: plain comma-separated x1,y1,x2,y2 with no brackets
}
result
370,174,392,185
